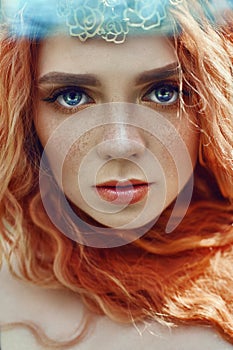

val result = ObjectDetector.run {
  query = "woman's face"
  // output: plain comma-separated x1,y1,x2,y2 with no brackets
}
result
35,35,199,231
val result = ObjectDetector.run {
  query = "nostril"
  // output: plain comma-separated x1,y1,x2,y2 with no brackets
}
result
97,138,146,160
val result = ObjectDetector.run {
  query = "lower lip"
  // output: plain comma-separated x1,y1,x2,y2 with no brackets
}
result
96,184,149,205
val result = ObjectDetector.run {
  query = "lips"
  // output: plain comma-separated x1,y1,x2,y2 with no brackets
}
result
95,179,149,205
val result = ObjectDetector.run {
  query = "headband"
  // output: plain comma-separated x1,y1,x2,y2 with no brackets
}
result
1,0,232,43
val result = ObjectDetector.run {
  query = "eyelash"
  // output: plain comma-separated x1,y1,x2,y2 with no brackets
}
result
42,81,188,114
42,86,94,114
142,81,180,109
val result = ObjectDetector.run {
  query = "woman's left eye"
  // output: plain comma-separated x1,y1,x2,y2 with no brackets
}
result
143,83,179,105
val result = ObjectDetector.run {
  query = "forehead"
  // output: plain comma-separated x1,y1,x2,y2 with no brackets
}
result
38,35,177,76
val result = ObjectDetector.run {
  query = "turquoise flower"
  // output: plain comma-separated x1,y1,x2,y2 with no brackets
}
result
126,0,167,30
58,0,104,41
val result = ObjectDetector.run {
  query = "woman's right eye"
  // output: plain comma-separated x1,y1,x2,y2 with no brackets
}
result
43,87,94,110
57,90,91,108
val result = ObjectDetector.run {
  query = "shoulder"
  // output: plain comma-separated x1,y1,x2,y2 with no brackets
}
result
0,260,86,342
2,320,233,350
1,263,233,349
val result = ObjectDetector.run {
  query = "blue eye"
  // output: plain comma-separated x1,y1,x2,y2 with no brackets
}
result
145,84,179,105
57,90,89,108
43,87,93,110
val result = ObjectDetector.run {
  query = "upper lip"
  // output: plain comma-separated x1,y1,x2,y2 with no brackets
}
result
95,179,150,187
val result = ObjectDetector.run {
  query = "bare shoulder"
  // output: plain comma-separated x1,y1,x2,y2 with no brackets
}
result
0,261,86,344
2,318,233,350
1,264,233,349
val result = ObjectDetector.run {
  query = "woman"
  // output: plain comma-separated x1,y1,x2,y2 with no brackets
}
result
0,0,233,348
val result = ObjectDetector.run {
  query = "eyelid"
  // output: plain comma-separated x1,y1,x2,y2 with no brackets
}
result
42,86,91,103
142,80,180,97
144,79,190,97
41,85,95,114
141,79,190,110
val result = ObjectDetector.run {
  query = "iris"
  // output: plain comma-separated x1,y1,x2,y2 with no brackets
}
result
61,91,83,106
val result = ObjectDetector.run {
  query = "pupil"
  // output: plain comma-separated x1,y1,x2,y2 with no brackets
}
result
157,87,174,102
64,91,82,106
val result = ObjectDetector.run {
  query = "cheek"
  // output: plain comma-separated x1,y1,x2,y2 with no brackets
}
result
62,135,92,182
140,105,199,171
33,104,57,146
148,119,199,203
179,121,200,168
46,129,102,196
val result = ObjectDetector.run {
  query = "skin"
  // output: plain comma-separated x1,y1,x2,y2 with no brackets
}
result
34,35,199,230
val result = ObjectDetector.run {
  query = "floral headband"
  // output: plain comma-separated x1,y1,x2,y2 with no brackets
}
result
56,0,183,43
1,0,232,43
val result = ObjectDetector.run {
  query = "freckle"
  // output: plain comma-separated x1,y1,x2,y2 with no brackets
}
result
68,132,92,156
79,133,92,152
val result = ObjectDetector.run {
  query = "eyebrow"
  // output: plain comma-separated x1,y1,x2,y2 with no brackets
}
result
38,62,180,87
135,62,180,85
38,72,101,87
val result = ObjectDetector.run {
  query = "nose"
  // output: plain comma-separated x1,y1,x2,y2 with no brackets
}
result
97,124,146,159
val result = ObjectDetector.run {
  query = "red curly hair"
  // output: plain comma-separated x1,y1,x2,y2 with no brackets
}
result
0,1,233,347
